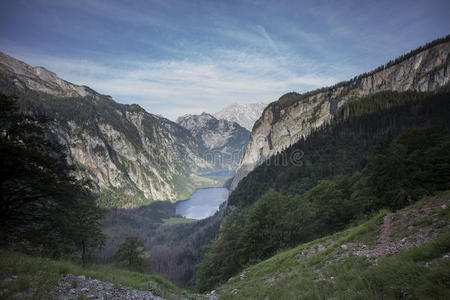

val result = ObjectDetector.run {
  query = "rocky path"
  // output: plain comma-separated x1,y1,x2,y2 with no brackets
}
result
377,213,393,254
50,274,164,300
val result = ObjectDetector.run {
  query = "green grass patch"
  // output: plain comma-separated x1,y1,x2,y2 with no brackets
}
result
216,205,450,300
0,250,195,299
162,217,197,225
217,197,450,299
413,217,434,227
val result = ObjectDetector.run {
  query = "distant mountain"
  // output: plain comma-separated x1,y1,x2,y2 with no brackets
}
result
213,102,267,131
232,35,450,190
0,52,214,207
177,113,250,172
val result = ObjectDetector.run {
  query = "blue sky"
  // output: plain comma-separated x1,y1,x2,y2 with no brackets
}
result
1,0,449,120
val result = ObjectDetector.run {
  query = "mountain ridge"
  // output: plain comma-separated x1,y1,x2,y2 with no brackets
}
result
232,35,450,190
213,102,267,131
176,112,250,172
0,52,214,207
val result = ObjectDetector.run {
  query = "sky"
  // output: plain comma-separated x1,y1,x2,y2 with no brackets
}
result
1,0,449,120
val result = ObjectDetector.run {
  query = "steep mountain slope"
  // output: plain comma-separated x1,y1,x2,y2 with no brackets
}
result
228,90,450,210
213,102,267,131
195,89,450,291
177,113,250,171
232,36,450,189
211,193,450,299
0,52,213,207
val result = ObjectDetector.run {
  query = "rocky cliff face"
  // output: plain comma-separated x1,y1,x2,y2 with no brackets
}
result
213,102,267,131
232,38,450,190
0,52,213,207
177,113,250,171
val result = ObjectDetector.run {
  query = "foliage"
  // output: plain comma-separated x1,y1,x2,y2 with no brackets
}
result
113,237,150,271
195,90,450,291
162,217,197,224
229,90,450,210
367,126,450,210
0,249,191,299
0,94,105,261
100,200,222,288
212,194,450,299
195,208,247,291
238,190,314,263
67,191,107,265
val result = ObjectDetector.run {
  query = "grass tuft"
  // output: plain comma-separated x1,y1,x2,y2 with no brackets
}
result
0,250,195,299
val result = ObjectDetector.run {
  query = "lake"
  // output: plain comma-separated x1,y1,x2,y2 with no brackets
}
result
175,187,229,219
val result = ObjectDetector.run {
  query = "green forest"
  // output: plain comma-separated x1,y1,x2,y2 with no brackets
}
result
0,94,105,264
195,89,450,291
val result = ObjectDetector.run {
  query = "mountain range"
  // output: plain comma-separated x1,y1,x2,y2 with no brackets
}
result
213,102,267,131
0,52,217,207
2,34,450,298
176,112,250,172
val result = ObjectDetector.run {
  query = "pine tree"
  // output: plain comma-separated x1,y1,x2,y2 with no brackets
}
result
0,94,106,259
113,236,150,269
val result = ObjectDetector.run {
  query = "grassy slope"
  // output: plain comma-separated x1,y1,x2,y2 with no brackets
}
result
0,251,200,300
214,192,450,299
163,217,198,225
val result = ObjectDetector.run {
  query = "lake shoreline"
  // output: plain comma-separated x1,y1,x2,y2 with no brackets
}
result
175,187,229,220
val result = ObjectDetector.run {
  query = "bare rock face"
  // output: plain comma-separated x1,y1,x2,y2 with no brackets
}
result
232,39,450,190
177,113,250,171
0,52,213,207
213,102,267,131
0,52,95,98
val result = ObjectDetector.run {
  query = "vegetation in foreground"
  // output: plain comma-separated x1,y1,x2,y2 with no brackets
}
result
0,249,197,299
0,94,105,264
213,193,450,299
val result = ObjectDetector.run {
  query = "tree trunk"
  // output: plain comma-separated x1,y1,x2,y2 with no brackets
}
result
81,240,86,266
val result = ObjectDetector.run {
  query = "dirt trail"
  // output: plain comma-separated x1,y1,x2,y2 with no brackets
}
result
377,213,393,253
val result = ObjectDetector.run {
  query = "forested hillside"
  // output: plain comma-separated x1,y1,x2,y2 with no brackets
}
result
195,88,450,291
233,35,450,190
99,201,222,287
211,192,450,299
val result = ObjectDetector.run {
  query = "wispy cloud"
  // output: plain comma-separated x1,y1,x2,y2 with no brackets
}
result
255,25,279,53
3,44,336,120
1,0,448,120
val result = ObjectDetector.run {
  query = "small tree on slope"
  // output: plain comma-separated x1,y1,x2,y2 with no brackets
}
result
113,236,150,270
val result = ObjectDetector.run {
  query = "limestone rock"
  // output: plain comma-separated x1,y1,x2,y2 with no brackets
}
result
232,40,450,190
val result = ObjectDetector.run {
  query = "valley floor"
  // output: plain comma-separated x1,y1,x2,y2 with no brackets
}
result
210,192,450,299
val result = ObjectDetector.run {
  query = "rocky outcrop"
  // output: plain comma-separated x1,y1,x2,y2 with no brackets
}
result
213,102,267,131
231,38,450,190
51,274,164,300
177,113,250,171
0,52,213,207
